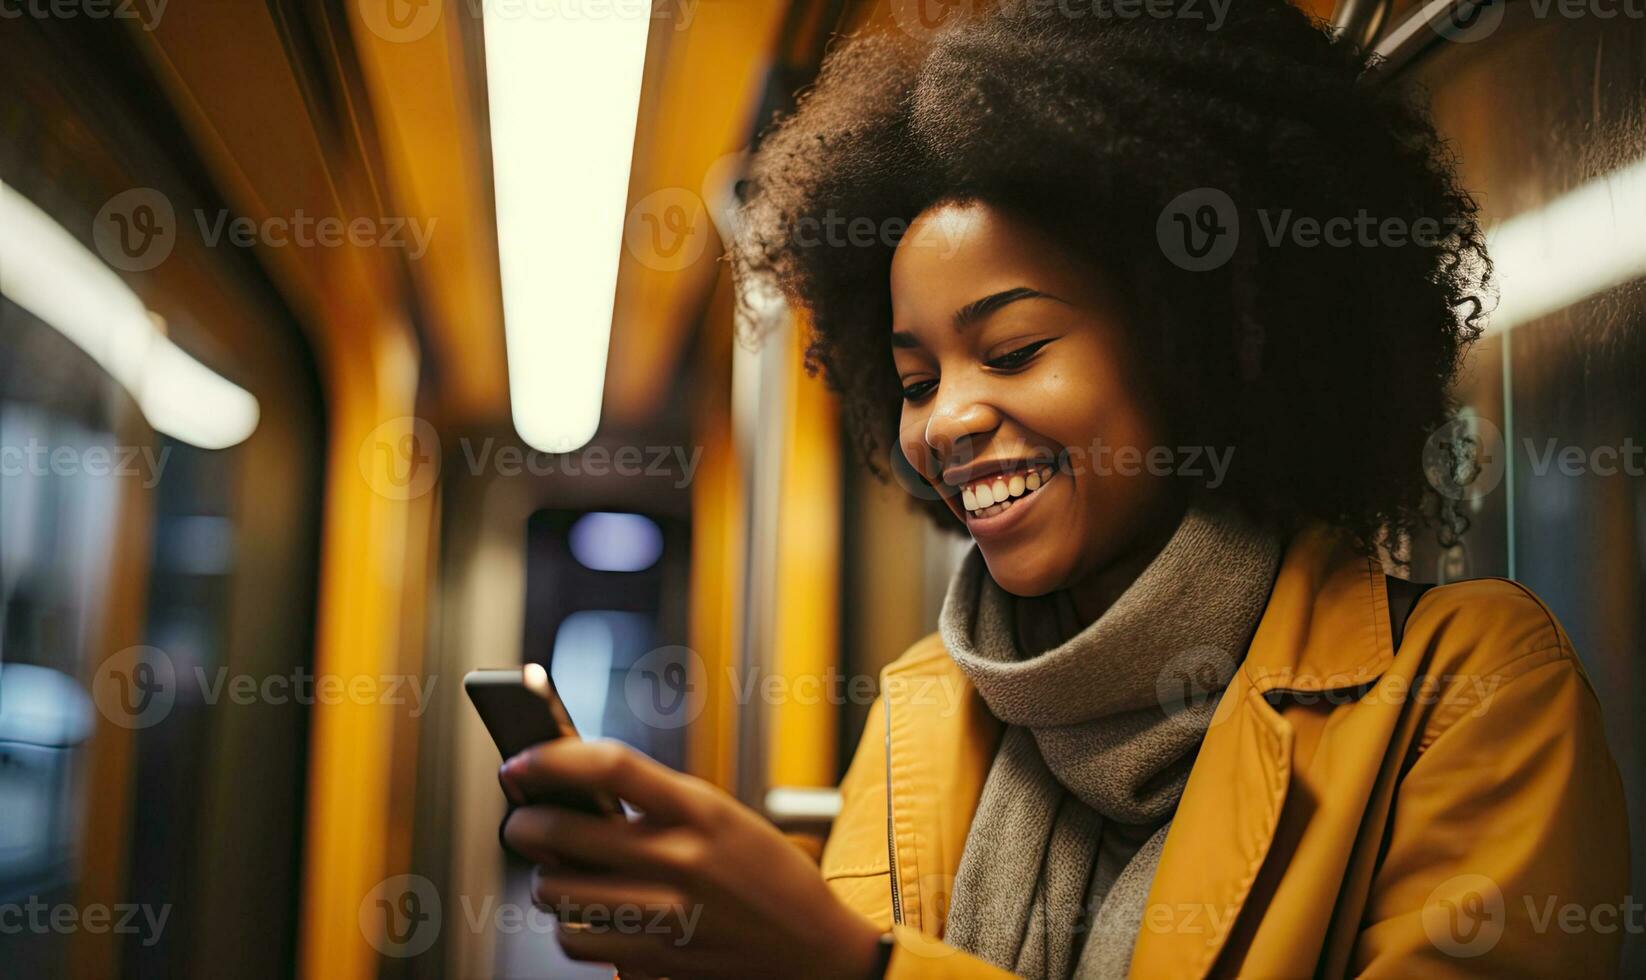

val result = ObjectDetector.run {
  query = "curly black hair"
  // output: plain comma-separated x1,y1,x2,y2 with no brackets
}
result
732,0,1489,553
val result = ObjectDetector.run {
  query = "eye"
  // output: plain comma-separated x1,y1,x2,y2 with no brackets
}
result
985,339,1052,370
900,379,937,402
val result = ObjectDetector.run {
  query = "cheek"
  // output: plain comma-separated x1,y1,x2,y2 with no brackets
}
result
1009,351,1137,447
999,349,1164,497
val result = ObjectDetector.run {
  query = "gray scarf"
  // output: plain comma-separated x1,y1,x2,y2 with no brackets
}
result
940,505,1282,980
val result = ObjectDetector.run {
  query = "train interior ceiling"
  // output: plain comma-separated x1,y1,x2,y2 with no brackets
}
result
0,0,1643,977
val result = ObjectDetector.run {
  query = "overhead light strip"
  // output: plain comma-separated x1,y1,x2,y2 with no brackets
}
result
482,1,654,453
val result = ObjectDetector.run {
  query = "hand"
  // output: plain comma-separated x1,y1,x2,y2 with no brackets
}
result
499,739,885,980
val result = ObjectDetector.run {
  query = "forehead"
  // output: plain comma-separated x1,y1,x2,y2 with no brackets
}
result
889,201,1090,327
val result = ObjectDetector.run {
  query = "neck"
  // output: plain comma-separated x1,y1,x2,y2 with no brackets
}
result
1066,498,1186,623
1013,496,1188,654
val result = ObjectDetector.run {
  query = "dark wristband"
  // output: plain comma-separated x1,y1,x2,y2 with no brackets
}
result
872,931,895,978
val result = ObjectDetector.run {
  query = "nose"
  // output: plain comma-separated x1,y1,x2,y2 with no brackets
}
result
923,391,1001,477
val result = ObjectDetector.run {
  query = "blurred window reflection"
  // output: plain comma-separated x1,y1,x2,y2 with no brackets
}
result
568,512,664,573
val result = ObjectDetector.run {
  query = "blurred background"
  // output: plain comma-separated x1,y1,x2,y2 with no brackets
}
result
0,1,1641,977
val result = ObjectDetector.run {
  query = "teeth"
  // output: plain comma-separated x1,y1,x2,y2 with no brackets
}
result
960,463,1056,515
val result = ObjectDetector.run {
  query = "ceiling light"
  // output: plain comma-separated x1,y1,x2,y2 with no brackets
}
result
482,1,653,453
0,180,260,450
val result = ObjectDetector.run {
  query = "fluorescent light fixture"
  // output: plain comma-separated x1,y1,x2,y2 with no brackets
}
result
0,180,260,450
482,0,653,454
1485,155,1646,335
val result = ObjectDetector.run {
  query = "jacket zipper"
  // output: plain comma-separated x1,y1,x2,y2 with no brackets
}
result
884,693,903,926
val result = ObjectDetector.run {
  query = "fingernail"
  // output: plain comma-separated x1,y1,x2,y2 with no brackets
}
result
499,763,524,805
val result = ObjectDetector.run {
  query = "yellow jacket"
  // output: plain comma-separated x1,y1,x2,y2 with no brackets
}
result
821,525,1629,978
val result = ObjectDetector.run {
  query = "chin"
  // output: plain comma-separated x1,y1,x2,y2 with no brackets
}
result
977,546,1068,598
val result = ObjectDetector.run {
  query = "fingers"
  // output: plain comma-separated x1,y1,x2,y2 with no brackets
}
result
530,868,687,922
560,926,745,980
554,923,739,980
503,803,709,880
503,740,708,824
555,925,671,975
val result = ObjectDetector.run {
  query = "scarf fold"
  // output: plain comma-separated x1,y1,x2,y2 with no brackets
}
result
940,505,1282,980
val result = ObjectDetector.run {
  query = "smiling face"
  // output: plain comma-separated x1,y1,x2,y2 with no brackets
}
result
891,200,1178,599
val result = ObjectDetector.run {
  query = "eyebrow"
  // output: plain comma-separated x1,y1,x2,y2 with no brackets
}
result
890,287,1065,349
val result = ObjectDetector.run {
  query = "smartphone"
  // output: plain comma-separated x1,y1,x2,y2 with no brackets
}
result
463,664,620,817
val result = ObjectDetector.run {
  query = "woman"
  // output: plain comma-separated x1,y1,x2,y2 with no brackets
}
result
500,3,1629,977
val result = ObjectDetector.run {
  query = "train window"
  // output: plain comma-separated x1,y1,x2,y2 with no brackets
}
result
522,508,689,771
1405,8,1646,972
1,39,326,972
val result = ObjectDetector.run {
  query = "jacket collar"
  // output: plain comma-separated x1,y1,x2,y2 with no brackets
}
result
1239,522,1396,694
1130,521,1393,977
